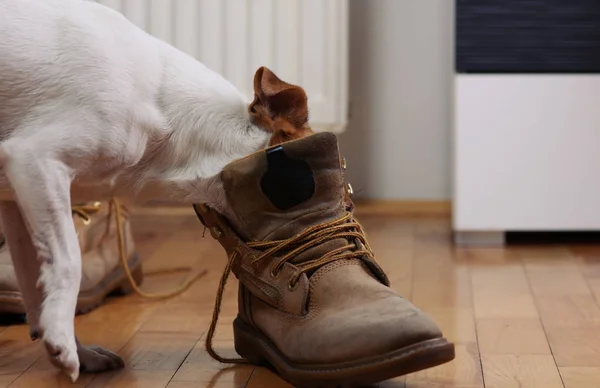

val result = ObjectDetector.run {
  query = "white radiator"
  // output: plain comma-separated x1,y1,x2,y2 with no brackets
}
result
95,0,349,133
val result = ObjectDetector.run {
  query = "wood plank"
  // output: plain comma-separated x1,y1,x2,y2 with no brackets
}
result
167,381,250,388
0,325,43,387
87,331,199,387
425,308,477,345
481,354,563,388
518,246,579,272
170,339,252,387
584,277,600,304
535,295,600,327
470,265,538,319
461,247,521,267
87,370,175,388
544,325,600,367
412,264,472,309
476,318,550,355
524,250,600,369
527,269,590,297
572,246,600,278
6,369,88,388
377,378,406,388
405,343,484,388
412,247,472,309
245,368,292,388
109,331,198,370
136,303,208,336
560,367,600,388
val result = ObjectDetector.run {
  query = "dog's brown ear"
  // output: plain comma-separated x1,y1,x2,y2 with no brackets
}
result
249,67,312,145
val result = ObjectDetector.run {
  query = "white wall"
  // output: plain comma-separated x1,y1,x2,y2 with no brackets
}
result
340,0,454,200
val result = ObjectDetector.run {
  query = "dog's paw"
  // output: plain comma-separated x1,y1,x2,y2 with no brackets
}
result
44,337,80,382
78,344,124,373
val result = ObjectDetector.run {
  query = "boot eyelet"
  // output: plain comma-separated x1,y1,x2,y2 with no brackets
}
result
209,226,222,239
81,215,91,226
270,267,281,279
288,281,297,291
346,183,354,196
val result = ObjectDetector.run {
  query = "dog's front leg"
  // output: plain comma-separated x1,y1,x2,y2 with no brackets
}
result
0,147,123,381
0,200,124,378
1,153,81,380
0,201,44,340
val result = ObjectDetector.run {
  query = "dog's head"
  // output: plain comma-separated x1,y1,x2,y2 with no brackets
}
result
249,67,314,146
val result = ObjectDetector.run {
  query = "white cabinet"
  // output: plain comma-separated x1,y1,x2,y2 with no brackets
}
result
453,75,600,245
96,0,349,133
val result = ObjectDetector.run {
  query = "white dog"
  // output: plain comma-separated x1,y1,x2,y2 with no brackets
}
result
0,0,313,381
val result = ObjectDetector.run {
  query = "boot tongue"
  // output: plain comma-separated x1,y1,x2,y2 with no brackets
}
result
221,132,349,264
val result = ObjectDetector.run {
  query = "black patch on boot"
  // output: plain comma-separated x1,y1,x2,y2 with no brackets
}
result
261,146,315,210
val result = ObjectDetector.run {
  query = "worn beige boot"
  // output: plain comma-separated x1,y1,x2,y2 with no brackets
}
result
0,200,142,315
196,132,455,387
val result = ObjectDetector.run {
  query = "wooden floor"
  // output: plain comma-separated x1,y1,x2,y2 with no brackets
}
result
2,212,600,387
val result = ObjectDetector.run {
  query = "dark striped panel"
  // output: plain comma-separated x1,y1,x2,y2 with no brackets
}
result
456,0,600,73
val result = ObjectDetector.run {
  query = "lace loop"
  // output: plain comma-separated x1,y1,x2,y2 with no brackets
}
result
205,248,249,364
72,202,104,225
110,198,207,299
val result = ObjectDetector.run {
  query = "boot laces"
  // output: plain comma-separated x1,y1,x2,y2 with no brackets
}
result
0,200,206,301
107,199,207,299
206,211,375,364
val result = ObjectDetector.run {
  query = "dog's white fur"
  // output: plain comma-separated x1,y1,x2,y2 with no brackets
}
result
0,0,275,380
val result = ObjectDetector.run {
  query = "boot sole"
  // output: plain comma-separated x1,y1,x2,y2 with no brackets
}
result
0,252,143,316
234,316,455,387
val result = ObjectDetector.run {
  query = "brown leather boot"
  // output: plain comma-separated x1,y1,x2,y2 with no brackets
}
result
195,132,455,387
0,200,143,315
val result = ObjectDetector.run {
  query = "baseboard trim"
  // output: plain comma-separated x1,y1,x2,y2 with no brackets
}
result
131,200,452,218
454,231,506,247
353,200,451,217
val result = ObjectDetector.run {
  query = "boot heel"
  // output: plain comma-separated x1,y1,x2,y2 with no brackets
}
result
233,317,268,366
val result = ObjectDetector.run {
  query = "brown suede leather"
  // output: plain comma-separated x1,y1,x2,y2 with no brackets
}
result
221,133,346,243
197,132,445,366
74,202,137,293
0,201,140,314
